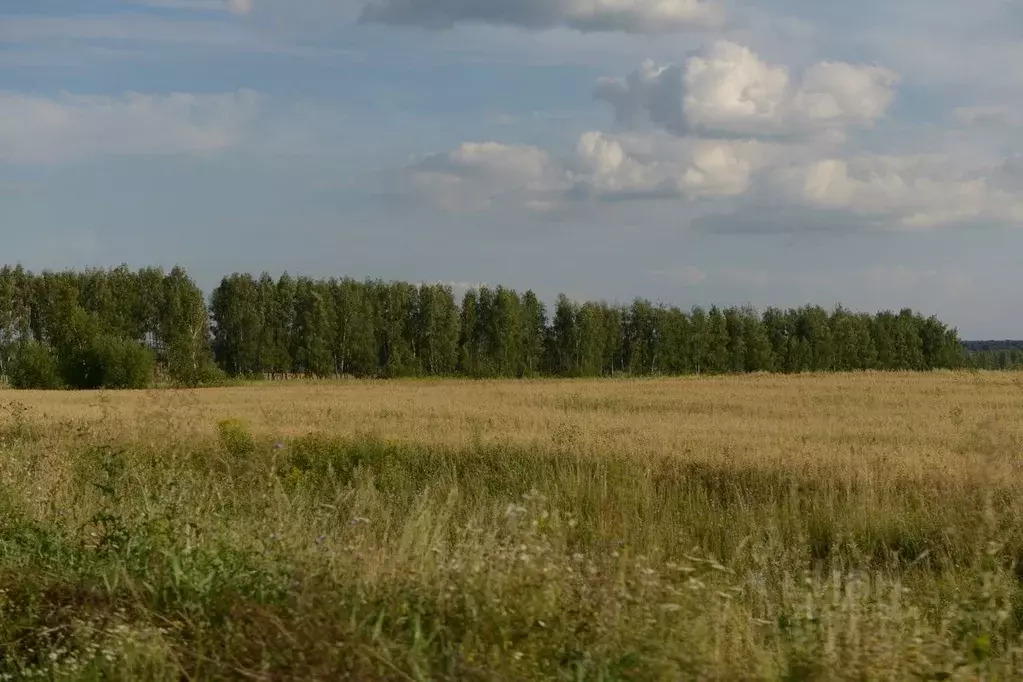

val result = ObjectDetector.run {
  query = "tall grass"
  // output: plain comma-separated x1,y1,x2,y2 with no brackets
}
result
2,374,1023,679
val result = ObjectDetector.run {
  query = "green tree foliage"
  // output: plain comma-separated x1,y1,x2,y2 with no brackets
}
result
656,307,691,375
741,306,774,373
330,278,377,377
292,277,335,377
0,265,208,389
704,307,730,374
724,307,747,373
414,284,459,376
625,299,660,376
372,280,419,377
89,336,156,389
459,290,481,377
7,341,62,389
550,295,580,376
520,291,547,377
0,265,979,388
162,266,214,386
211,274,262,376
0,266,32,378
577,303,607,377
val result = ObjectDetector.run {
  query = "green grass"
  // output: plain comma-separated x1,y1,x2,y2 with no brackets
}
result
2,418,1023,679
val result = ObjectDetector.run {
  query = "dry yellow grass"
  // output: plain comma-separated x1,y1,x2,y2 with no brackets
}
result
2,372,1023,680
7,371,1022,486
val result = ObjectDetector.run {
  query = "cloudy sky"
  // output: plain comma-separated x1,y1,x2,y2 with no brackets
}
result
2,0,1021,338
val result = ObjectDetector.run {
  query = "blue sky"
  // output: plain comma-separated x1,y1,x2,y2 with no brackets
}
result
2,0,1021,338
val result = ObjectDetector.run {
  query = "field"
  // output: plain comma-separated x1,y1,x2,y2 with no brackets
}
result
2,373,1023,680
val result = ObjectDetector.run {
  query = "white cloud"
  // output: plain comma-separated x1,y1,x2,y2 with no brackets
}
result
360,0,726,34
597,41,898,138
793,61,898,126
411,142,567,211
572,131,762,199
0,89,260,164
594,60,685,134
411,130,798,209
412,133,1023,230
774,154,1023,228
682,41,792,133
396,32,1022,232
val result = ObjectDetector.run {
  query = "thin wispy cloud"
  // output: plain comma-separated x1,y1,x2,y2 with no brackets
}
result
0,90,260,163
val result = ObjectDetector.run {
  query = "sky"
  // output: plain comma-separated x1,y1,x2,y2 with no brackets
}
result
1,0,1021,338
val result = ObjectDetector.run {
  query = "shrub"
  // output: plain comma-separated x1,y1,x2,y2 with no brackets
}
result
96,336,154,389
169,356,229,388
217,419,255,456
8,342,63,390
59,344,106,390
60,336,154,390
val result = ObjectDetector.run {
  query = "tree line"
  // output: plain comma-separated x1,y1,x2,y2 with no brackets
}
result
963,349,1023,370
0,264,983,389
963,340,1023,353
0,265,213,389
202,272,969,378
960,341,1023,370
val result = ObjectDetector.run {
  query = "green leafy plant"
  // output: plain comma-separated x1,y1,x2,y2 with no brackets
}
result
8,342,63,390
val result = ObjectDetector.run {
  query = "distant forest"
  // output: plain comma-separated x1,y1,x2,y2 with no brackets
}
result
961,341,1023,370
0,264,1014,389
962,340,1023,353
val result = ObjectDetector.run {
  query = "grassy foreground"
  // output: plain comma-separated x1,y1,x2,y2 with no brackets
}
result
2,373,1023,680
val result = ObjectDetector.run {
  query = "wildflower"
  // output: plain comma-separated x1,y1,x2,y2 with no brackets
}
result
315,535,326,545
273,442,285,450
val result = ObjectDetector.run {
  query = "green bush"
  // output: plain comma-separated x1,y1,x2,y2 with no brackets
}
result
96,336,154,389
169,355,229,388
217,419,255,456
59,344,106,390
60,336,154,390
7,342,63,390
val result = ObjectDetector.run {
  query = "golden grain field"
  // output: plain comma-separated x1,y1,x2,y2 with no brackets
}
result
12,371,1023,482
2,372,1023,680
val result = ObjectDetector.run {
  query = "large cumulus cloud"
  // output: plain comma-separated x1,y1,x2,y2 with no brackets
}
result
595,41,898,138
772,155,1023,228
404,36,1023,231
